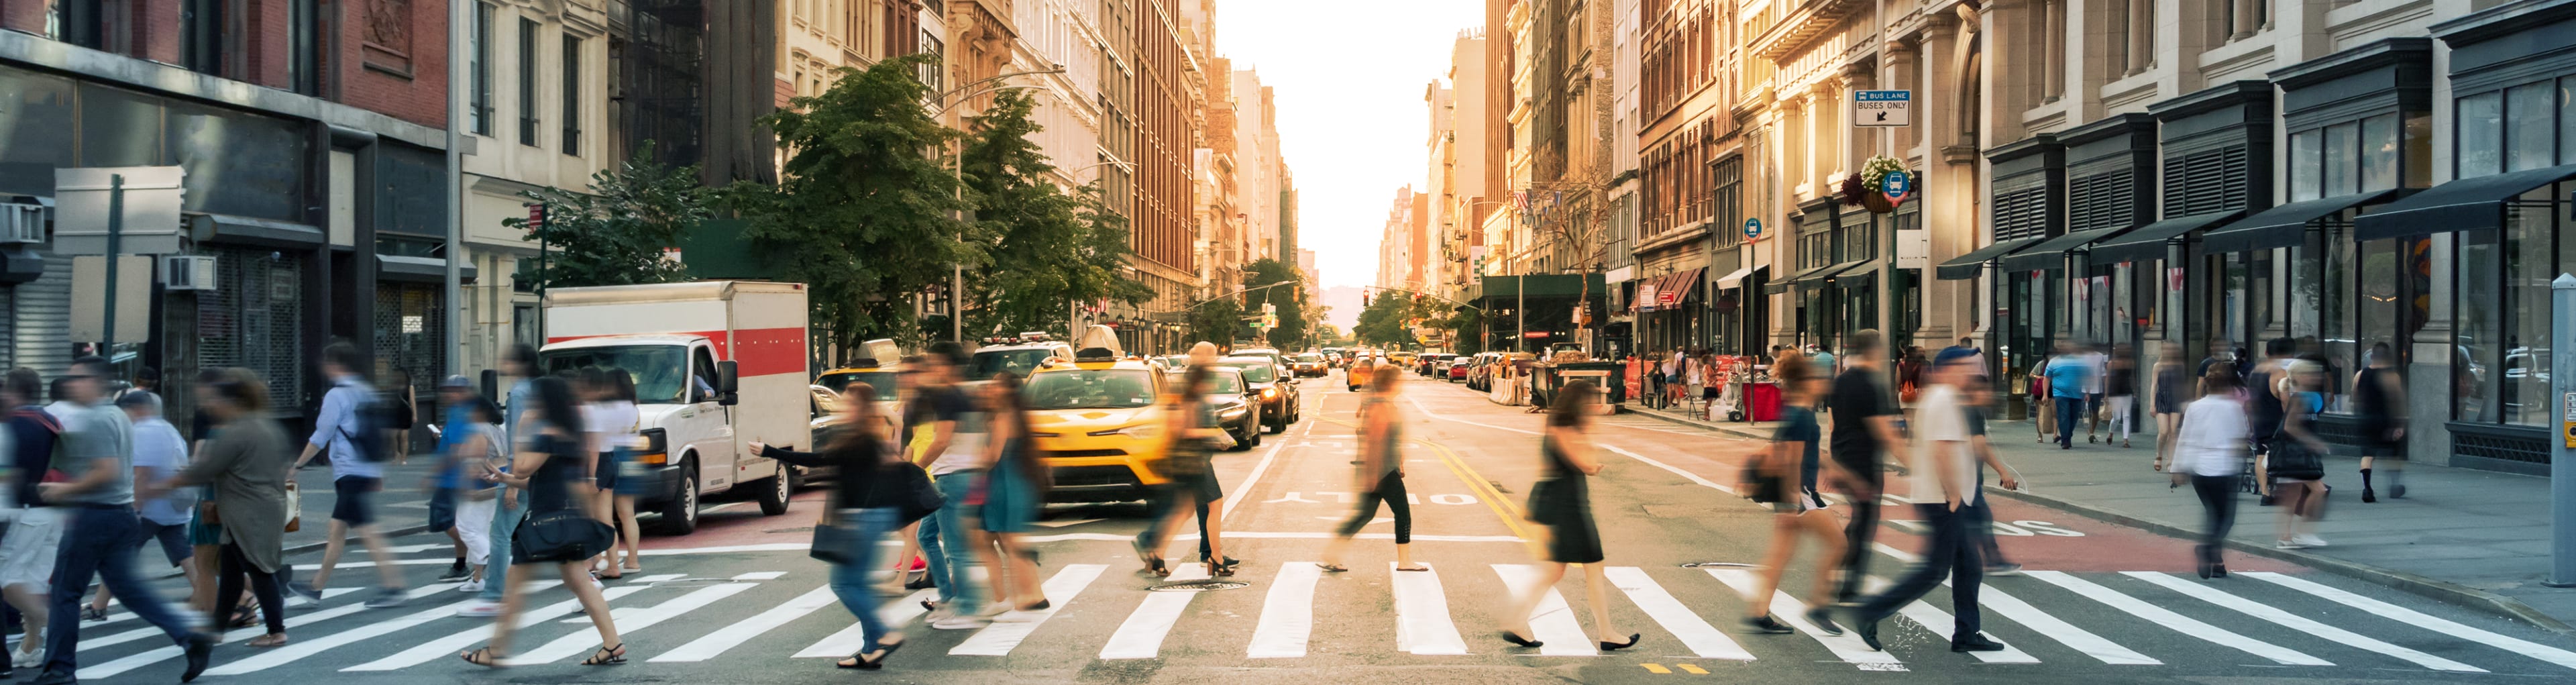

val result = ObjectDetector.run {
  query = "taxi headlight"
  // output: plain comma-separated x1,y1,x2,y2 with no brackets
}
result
1089,423,1161,439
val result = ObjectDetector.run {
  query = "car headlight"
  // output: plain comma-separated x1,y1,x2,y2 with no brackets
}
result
1262,387,1279,399
1089,423,1160,439
1218,402,1248,418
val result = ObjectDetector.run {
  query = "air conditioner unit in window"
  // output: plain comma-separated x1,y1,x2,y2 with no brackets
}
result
161,255,217,291
0,203,42,244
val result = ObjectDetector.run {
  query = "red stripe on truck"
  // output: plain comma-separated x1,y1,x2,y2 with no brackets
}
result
547,326,809,378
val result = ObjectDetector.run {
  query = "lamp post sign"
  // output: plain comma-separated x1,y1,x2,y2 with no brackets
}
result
1882,170,1911,203
1743,217,1763,242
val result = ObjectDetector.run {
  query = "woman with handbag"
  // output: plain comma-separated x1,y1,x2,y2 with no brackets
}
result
1318,366,1424,574
975,374,1049,611
1497,382,1638,651
1738,360,1847,635
462,376,625,668
2262,361,2334,550
754,383,920,670
1134,364,1234,577
149,368,293,648
577,368,645,580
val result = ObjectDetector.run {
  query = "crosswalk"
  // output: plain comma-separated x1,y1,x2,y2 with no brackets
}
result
50,558,2576,678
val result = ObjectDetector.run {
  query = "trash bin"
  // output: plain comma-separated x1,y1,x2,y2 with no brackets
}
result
1743,381,1783,423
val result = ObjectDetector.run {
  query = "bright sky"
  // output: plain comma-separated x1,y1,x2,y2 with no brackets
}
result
1212,0,1480,290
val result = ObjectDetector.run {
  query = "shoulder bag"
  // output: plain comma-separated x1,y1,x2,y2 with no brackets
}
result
810,459,944,564
513,508,616,563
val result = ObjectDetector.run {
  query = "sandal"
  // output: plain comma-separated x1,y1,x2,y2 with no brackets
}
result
836,651,876,670
460,646,508,669
581,643,627,666
1315,562,1348,573
248,633,289,648
858,638,905,668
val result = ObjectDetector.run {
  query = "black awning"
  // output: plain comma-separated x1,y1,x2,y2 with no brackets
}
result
1998,228,2120,273
2355,163,2576,241
1935,235,2047,280
1825,260,1884,283
2088,209,2243,264
1763,281,1792,295
1789,261,1846,284
376,255,479,284
2201,189,2412,254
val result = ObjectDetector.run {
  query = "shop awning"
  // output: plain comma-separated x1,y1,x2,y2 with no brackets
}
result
1632,267,1702,312
1713,265,1755,289
2200,189,2413,254
1764,281,1793,295
1935,235,2047,280
2354,163,2576,241
1825,260,1885,284
1790,261,1850,285
1997,228,2121,273
1474,273,1609,304
2087,209,2243,264
377,255,479,283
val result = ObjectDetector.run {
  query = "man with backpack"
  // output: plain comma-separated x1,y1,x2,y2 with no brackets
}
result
288,341,411,609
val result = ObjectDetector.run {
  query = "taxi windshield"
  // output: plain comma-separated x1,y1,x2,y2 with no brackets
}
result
1218,360,1277,383
1294,353,1323,362
969,349,1056,381
816,370,899,398
1025,369,1158,409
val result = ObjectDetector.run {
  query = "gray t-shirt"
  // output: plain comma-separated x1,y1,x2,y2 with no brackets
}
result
60,401,136,506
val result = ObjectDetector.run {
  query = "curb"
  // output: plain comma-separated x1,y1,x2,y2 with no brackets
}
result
1615,403,2576,636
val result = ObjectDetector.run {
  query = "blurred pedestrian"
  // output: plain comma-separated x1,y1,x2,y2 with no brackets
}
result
2171,366,2249,578
1826,330,1902,603
445,398,504,593
2043,341,2090,450
975,373,1050,610
2082,343,2110,443
428,376,481,584
384,368,416,466
2263,361,2332,549
909,343,991,629
887,356,932,593
150,368,292,648
2030,356,2055,444
458,344,540,618
1955,368,2023,577
1135,364,1232,577
2153,344,2188,472
89,392,200,623
2245,339,2296,506
2355,343,2407,502
38,356,221,682
290,341,409,609
1838,354,2006,654
1,369,60,671
1319,365,1424,574
578,368,642,580
1497,381,1637,651
462,376,624,668
2104,344,2137,448
1809,344,1837,378
754,384,912,670
1739,360,1847,635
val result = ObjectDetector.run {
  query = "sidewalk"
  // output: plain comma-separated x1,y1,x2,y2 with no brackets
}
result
1621,401,2576,634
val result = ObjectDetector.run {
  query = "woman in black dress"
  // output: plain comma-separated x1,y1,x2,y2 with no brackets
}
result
463,376,625,668
1497,381,1638,651
2355,342,2407,501
2153,343,2187,472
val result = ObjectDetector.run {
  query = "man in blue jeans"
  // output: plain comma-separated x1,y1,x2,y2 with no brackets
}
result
910,345,989,629
1839,356,2008,654
2043,341,2092,450
459,344,541,617
35,356,219,684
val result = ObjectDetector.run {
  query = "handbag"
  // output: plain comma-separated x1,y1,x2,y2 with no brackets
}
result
809,511,863,565
892,464,943,525
2265,436,2324,480
282,482,301,533
514,509,618,563
1738,456,1785,504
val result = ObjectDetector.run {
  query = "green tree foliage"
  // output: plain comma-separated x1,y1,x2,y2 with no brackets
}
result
729,54,971,351
1240,258,1307,349
507,142,706,290
1189,297,1248,346
1352,293,1420,348
959,91,1152,338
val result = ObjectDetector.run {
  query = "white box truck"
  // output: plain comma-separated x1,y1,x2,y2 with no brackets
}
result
540,281,810,534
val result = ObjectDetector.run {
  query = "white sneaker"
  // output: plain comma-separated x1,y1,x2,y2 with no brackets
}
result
455,600,505,618
13,647,39,669
2292,534,2329,548
458,579,486,593
971,602,1010,619
2275,539,2308,549
930,615,989,630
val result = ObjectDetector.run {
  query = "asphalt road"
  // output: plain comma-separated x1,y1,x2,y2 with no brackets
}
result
50,370,2576,684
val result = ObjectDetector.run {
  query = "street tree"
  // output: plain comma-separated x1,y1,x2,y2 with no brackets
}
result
729,53,970,350
960,90,1152,338
1240,258,1307,349
1353,292,1428,348
1189,297,1248,346
507,142,705,291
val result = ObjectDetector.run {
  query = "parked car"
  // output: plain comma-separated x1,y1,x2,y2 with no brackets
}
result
1447,356,1471,382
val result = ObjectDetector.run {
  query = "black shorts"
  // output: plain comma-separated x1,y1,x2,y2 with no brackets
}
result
332,476,381,525
136,519,192,566
1169,471,1222,504
427,488,457,531
594,452,620,492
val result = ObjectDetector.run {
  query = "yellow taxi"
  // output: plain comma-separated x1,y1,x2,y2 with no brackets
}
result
1387,351,1417,370
1025,344,1171,503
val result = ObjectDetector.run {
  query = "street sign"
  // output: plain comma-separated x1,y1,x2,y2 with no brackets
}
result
1743,217,1764,242
1636,283,1660,311
69,256,152,343
53,166,185,256
1854,90,1913,127
1881,170,1911,203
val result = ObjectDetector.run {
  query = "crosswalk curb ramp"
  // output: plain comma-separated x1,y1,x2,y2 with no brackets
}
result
47,556,2576,679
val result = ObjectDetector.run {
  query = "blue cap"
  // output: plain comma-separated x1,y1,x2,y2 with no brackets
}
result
1933,347,1981,367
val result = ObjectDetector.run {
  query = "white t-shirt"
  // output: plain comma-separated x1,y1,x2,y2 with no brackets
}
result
2082,352,2109,394
584,401,640,452
2171,395,2249,477
1907,384,1978,507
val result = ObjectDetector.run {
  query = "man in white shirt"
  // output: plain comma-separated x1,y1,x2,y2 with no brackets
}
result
1839,354,2006,654
2082,343,2110,443
2170,366,2251,578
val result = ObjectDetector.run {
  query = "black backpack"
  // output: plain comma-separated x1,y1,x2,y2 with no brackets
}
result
338,388,401,464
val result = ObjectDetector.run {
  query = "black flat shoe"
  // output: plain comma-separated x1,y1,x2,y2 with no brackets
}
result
1853,619,1883,651
1498,631,1542,648
1953,633,2007,652
1804,607,1843,636
1743,616,1794,634
1597,633,1641,651
2211,564,2228,578
2196,562,2213,579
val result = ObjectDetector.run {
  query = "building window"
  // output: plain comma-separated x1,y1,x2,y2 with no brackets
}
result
180,0,226,75
519,17,541,147
470,3,493,136
563,34,582,156
1712,156,1743,247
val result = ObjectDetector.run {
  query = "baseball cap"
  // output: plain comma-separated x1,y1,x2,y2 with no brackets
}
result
440,375,474,390
1933,347,1981,367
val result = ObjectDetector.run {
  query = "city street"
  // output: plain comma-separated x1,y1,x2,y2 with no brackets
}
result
56,374,2576,684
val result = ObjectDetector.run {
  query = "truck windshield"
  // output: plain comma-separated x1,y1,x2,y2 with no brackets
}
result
541,345,692,404
816,370,899,398
969,349,1057,381
1025,369,1157,409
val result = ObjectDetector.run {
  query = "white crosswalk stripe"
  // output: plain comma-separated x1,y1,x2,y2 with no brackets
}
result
1708,569,1905,670
653,585,840,662
78,586,430,679
1891,599,2040,664
2125,572,2486,672
1960,580,2160,665
341,580,661,671
792,589,935,659
2026,571,2327,666
1603,566,1752,661
1247,562,1322,658
1493,564,1597,656
949,564,1106,656
1390,562,1468,655
520,582,757,664
2243,571,2576,672
1101,563,1211,659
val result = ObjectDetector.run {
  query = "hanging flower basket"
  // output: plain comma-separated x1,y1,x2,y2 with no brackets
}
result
1840,156,1909,214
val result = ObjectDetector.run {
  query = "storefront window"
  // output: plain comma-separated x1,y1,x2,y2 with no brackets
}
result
2289,129,2321,202
2322,123,2360,197
2455,229,2501,422
2319,227,2355,413
2506,195,2555,426
2459,92,2504,178
2507,83,2556,172
2562,76,2576,164
2362,114,2401,193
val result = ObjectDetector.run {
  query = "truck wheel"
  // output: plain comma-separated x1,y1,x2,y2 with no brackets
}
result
655,462,700,535
754,467,795,516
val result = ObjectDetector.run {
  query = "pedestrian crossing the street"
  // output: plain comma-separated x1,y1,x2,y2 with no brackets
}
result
48,554,2576,680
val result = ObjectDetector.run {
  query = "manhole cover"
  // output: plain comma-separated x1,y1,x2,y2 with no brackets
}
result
1146,580,1251,592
